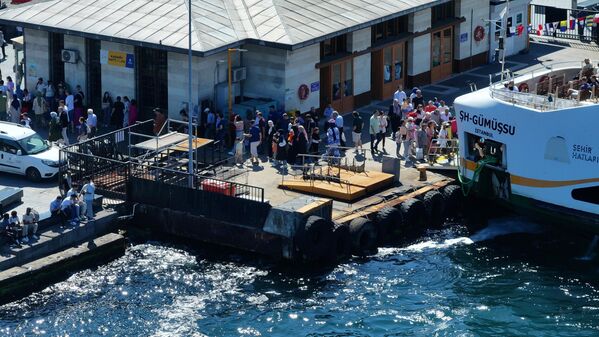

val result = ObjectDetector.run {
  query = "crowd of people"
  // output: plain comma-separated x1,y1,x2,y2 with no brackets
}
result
201,85,458,168
0,76,137,146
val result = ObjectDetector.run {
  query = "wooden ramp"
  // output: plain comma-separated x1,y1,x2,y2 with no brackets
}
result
279,170,394,202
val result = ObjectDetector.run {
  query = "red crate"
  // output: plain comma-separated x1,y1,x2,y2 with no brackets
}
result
201,179,235,196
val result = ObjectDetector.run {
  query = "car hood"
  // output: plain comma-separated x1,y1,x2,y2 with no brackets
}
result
29,145,60,162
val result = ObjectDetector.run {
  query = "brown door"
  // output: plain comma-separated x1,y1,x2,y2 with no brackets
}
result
330,59,354,113
378,43,406,100
320,65,332,112
431,27,453,83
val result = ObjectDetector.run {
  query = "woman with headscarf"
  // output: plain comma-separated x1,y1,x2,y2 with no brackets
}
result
295,125,309,164
32,92,46,129
102,92,113,128
48,111,61,142
266,120,276,160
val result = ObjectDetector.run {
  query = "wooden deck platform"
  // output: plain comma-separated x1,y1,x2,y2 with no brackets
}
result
279,169,394,202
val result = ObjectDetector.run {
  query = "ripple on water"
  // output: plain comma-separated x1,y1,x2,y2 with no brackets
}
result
1,225,599,336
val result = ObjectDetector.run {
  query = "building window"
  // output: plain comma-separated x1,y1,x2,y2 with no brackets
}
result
372,15,409,44
320,35,347,58
431,0,455,24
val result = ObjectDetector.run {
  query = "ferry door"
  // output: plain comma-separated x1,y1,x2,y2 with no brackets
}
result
431,27,453,83
327,60,354,113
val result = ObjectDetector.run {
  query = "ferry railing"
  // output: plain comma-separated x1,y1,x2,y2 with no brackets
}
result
488,60,587,111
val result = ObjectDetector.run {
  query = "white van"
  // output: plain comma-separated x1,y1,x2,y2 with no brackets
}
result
0,121,60,181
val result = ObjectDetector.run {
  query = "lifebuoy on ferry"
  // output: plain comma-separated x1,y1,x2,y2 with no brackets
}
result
518,82,529,93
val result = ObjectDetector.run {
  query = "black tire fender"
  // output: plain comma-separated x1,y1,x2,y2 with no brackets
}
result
442,184,463,217
333,222,352,260
348,217,378,256
374,206,403,243
423,190,445,228
400,198,426,233
295,216,335,262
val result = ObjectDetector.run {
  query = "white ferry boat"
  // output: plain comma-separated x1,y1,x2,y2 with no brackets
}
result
453,61,599,232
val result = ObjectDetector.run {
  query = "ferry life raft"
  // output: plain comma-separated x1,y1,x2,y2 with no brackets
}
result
453,61,599,232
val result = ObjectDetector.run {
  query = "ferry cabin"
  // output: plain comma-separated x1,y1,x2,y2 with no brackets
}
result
454,62,599,231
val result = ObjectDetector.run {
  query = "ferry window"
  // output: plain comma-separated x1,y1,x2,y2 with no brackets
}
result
572,186,599,205
464,132,504,166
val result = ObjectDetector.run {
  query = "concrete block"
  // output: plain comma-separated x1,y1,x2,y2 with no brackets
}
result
382,156,401,182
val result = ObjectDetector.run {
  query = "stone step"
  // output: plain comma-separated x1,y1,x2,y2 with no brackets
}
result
0,210,118,271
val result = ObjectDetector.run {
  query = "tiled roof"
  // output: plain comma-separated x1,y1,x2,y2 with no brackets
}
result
0,0,445,54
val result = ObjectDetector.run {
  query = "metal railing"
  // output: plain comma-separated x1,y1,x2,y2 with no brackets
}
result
427,138,459,166
131,162,264,202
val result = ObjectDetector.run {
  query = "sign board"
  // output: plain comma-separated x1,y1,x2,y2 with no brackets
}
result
460,32,468,43
310,81,320,92
100,49,135,68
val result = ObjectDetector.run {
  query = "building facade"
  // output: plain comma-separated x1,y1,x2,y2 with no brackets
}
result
1,0,492,120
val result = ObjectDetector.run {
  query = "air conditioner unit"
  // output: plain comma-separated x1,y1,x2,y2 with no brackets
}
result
231,67,246,82
61,49,78,63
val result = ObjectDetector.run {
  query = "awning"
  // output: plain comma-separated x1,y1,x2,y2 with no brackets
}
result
578,0,599,9
10,35,23,49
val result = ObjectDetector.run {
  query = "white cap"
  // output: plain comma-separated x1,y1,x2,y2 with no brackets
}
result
204,108,210,112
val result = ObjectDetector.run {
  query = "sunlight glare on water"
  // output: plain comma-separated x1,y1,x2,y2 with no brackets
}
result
1,220,599,336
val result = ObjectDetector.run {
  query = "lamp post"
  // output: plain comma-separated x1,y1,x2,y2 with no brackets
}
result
187,0,193,187
227,48,248,115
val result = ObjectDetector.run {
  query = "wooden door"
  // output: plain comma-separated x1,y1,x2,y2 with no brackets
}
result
431,27,453,83
330,60,354,113
371,43,406,101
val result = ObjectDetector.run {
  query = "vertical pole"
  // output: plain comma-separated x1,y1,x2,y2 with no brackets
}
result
500,0,509,83
470,8,474,70
187,0,194,187
228,49,233,114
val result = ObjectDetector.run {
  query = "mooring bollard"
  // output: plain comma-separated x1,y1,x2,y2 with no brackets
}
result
417,165,427,181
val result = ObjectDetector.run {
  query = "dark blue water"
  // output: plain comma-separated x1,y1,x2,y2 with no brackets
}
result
1,218,598,336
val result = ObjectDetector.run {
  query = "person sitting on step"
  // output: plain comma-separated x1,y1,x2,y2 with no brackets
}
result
21,207,39,241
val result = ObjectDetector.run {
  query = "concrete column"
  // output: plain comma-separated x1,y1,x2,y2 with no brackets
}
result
284,44,320,113
23,29,49,92
63,35,86,94
454,0,490,71
407,9,432,85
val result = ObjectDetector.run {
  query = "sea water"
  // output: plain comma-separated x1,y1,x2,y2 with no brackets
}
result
0,218,598,336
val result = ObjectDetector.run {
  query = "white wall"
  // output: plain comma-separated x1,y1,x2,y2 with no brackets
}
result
408,9,431,76
63,35,86,94
243,44,286,106
101,41,134,101
455,0,490,61
353,54,371,96
284,44,320,112
24,29,49,92
350,27,371,96
530,0,574,9
167,51,232,118
349,27,371,52
490,0,529,60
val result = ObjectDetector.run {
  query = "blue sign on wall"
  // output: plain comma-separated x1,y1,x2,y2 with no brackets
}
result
460,32,468,43
126,54,135,68
310,81,320,92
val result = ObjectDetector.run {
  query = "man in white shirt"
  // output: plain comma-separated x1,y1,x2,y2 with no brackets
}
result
333,111,345,147
86,109,97,137
393,85,407,103
80,179,96,220
22,207,39,241
61,194,80,225
65,90,75,131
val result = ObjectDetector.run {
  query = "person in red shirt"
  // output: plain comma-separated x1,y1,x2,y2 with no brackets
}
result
424,101,437,113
